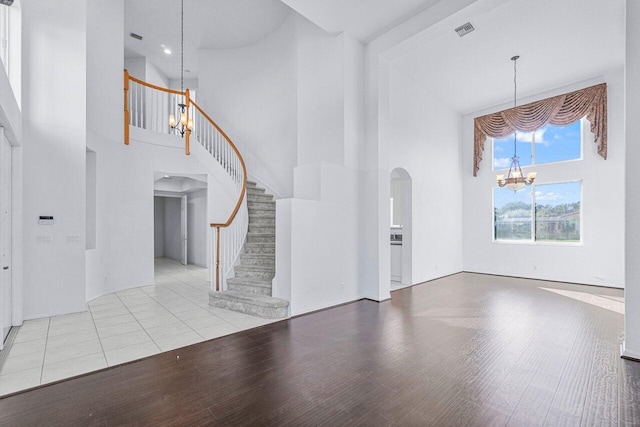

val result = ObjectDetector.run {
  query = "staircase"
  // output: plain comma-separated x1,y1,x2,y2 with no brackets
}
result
209,181,289,319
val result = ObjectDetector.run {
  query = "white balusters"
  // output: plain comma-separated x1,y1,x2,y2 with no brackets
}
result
125,74,248,294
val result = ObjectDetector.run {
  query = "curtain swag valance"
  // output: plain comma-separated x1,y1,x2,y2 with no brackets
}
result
473,83,607,176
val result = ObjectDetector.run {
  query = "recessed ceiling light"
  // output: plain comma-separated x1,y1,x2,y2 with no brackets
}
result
163,175,171,179
163,48,172,55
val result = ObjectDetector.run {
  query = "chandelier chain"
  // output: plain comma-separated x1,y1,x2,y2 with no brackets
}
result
181,0,184,93
512,56,518,158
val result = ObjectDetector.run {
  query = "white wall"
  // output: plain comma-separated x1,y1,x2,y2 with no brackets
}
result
187,189,207,267
462,70,626,287
275,163,360,316
296,19,344,167
624,0,640,359
163,197,181,261
22,0,87,319
197,13,298,198
387,66,464,285
153,196,164,257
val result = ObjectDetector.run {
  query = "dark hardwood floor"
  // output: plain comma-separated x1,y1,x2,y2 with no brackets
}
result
0,273,638,426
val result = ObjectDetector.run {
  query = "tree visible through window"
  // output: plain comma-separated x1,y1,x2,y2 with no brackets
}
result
494,182,581,243
492,117,583,244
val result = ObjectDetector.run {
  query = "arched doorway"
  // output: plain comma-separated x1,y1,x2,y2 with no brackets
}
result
390,168,412,290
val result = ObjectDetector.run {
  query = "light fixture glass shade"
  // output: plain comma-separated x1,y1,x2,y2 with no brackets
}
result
180,112,187,125
169,114,176,127
505,182,526,191
187,118,194,130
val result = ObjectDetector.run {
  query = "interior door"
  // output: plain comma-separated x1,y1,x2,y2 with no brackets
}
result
180,194,187,266
0,130,11,348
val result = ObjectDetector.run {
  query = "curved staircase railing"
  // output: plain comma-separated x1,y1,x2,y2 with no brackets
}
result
124,70,247,293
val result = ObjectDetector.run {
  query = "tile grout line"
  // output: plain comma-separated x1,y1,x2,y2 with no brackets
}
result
38,317,52,385
87,303,109,369
114,292,162,357
138,283,212,341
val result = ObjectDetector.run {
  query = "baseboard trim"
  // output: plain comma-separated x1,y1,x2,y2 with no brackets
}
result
462,270,623,290
621,341,640,362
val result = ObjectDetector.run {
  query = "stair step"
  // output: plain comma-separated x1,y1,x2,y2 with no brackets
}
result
246,181,258,187
246,187,265,195
240,253,275,266
248,224,275,233
209,291,288,319
248,201,275,211
247,232,275,244
227,277,272,296
249,212,276,221
249,218,276,228
247,193,273,203
235,265,275,280
245,243,275,254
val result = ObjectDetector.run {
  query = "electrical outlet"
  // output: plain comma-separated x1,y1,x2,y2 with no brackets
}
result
340,282,345,289
36,235,52,244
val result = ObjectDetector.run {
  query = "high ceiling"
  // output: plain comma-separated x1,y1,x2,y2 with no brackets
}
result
124,0,292,79
124,0,626,115
391,0,626,114
280,0,444,42
124,0,449,80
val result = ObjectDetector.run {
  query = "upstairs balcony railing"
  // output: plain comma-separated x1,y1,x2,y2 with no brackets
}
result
124,70,247,293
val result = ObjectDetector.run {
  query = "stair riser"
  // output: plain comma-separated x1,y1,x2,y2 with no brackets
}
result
248,202,275,210
236,270,275,280
248,225,276,233
247,187,265,194
245,246,275,255
228,283,271,296
209,295,287,319
248,194,273,203
247,235,275,244
249,216,276,225
240,256,275,267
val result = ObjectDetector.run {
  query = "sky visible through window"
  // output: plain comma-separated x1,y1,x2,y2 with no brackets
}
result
493,119,582,169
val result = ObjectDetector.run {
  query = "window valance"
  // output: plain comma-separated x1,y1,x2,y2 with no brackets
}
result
473,83,607,176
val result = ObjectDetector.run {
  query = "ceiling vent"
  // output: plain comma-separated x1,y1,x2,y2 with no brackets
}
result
129,32,143,41
454,22,475,37
0,0,14,6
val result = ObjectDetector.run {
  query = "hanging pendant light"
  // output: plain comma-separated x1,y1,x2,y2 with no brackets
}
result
169,0,193,137
496,56,537,191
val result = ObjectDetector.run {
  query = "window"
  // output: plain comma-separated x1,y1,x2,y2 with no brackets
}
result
494,181,581,243
493,119,582,169
492,116,583,244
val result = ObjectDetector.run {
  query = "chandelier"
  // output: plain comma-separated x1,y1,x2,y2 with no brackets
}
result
496,55,536,191
168,0,193,137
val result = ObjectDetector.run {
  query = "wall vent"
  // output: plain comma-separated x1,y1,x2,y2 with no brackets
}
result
130,32,143,41
454,22,475,37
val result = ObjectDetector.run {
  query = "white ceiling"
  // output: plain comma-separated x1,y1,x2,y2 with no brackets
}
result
392,0,626,114
124,0,291,79
280,0,444,42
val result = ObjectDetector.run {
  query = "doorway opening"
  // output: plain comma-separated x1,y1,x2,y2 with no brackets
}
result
390,168,412,291
153,173,208,271
1,130,12,348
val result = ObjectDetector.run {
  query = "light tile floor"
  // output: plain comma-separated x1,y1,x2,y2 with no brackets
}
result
0,258,279,396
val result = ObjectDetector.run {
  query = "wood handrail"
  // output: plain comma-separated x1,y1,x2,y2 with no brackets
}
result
124,69,130,145
191,101,247,229
124,70,248,292
128,74,185,95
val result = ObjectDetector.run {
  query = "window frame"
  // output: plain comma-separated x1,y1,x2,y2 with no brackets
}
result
491,118,585,171
492,179,583,246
